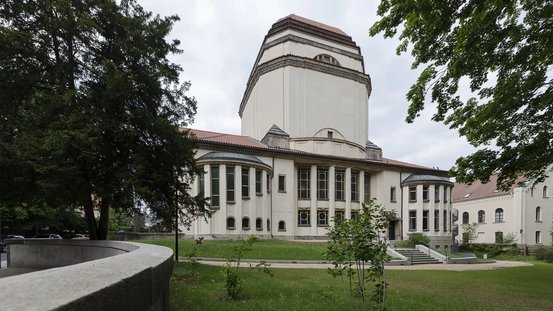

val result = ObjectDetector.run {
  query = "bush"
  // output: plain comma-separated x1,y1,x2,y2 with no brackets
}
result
408,233,430,247
459,243,519,258
534,247,553,263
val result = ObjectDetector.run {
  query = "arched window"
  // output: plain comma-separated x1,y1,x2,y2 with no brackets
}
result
256,217,263,231
478,210,485,223
278,221,286,231
314,54,340,66
536,231,542,244
495,208,504,223
226,217,235,230
536,206,542,222
543,186,548,198
242,217,250,230
462,212,469,224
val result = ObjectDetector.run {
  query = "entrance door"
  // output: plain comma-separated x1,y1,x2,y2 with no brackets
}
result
388,221,396,240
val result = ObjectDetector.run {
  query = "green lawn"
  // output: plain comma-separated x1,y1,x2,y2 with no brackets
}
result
138,238,329,260
170,262,553,311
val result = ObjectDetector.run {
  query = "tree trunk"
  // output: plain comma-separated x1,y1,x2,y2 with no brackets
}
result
83,193,98,240
97,199,110,240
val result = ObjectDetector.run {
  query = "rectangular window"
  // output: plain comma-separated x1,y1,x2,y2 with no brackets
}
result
434,210,440,231
443,211,448,231
335,170,345,201
241,167,249,198
409,210,417,231
255,170,262,195
536,231,541,244
390,186,396,202
495,231,504,244
327,131,333,138
199,170,205,197
317,168,328,200
317,209,329,227
423,210,429,231
434,186,440,202
226,166,235,202
423,186,429,202
351,210,357,220
335,210,345,223
364,173,371,202
298,209,310,226
278,175,286,192
444,188,448,203
351,172,359,202
298,168,310,199
211,166,220,208
267,174,271,193
409,186,417,202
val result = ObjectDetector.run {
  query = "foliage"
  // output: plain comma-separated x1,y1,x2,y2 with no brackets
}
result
369,1,553,190
460,243,519,258
407,233,430,247
324,199,392,310
461,223,478,243
534,247,553,263
0,0,209,239
502,232,518,245
222,236,273,300
550,227,553,246
0,203,86,235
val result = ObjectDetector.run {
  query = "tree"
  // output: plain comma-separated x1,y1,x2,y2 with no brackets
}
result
369,1,553,190
0,0,208,239
324,200,392,311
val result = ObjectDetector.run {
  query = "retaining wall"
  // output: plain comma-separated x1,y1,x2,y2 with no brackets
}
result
2,240,173,311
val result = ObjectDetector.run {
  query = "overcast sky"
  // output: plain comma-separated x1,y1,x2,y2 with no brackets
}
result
137,0,476,171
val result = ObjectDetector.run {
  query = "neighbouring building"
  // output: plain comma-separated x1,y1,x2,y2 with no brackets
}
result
453,168,553,246
183,14,455,249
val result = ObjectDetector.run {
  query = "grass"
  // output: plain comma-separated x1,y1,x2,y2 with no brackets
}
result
137,238,329,260
170,261,553,311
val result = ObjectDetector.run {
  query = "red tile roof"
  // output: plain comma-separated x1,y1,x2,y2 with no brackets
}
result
277,14,348,36
452,174,524,202
184,128,439,172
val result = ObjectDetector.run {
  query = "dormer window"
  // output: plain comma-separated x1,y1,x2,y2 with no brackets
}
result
314,54,340,66
327,131,333,138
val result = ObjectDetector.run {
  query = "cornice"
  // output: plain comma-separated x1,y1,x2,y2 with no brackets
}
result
239,55,372,116
268,18,357,48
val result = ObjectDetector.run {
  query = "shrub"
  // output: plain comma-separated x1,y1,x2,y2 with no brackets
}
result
459,243,519,258
408,233,430,247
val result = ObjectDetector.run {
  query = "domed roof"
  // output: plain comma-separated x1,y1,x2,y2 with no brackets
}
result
198,152,271,170
402,174,453,186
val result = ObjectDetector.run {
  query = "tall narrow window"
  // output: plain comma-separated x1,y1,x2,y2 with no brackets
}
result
226,166,235,202
242,217,250,230
434,210,440,231
298,168,310,199
241,167,249,197
543,186,548,198
335,210,345,223
211,166,220,208
226,217,235,230
267,175,271,193
199,171,205,197
423,186,429,201
536,206,542,222
423,210,429,231
278,175,286,192
278,221,286,231
462,212,469,224
335,170,345,201
351,172,359,202
443,211,447,231
409,186,417,202
256,218,263,231
434,186,440,202
495,208,504,222
478,210,485,223
298,209,310,226
364,173,371,202
317,168,328,200
495,231,503,243
409,210,417,231
390,187,396,202
444,188,448,203
536,231,541,244
255,170,262,195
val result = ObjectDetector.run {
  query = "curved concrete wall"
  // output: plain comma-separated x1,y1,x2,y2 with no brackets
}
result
2,240,173,311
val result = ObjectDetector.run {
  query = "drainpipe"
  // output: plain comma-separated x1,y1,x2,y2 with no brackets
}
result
270,151,275,239
400,168,404,240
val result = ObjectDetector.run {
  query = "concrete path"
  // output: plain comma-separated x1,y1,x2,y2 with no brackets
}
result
195,258,532,271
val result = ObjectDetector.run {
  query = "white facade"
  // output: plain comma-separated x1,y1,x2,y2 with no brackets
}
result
184,15,454,248
454,170,553,246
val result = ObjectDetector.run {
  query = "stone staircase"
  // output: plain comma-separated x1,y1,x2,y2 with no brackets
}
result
395,248,441,265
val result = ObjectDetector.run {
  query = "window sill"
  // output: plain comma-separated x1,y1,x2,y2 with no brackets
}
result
423,200,430,203
278,229,286,232
278,190,286,193
318,224,329,227
493,221,505,224
390,200,397,203
408,229,417,232
434,201,440,203
256,193,262,197
242,196,250,200
535,220,542,223
409,200,416,203
256,228,263,231
298,224,310,227
423,229,429,232
243,227,250,231
317,198,329,201
227,227,235,230
211,206,220,210
227,201,236,205
478,222,486,224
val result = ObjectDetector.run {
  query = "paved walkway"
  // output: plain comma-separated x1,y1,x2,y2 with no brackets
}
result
195,258,532,271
